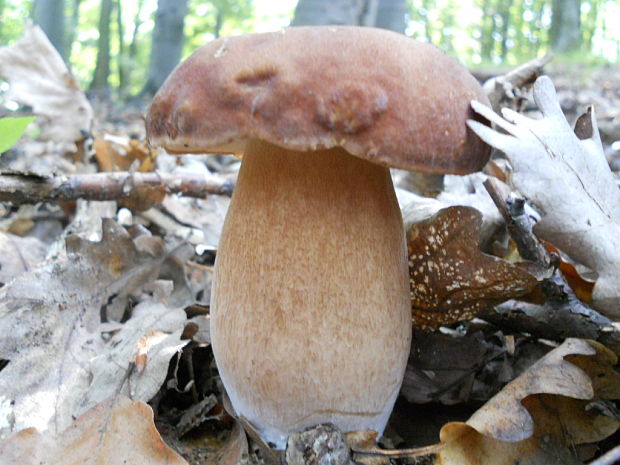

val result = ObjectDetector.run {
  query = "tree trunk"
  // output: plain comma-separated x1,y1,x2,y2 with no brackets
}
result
291,0,406,30
582,0,599,53
140,0,189,96
128,0,145,61
292,0,378,27
479,0,495,61
550,0,581,53
116,0,127,96
499,0,513,60
65,0,82,62
214,8,223,38
33,0,65,59
89,0,113,94
0,0,5,37
375,0,406,33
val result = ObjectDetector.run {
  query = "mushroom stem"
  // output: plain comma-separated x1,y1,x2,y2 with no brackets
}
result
210,139,411,448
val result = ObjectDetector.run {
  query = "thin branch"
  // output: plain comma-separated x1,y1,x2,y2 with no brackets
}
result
352,442,443,459
0,171,235,204
483,177,620,352
484,177,551,266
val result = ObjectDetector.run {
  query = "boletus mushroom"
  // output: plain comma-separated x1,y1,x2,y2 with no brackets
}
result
146,26,490,448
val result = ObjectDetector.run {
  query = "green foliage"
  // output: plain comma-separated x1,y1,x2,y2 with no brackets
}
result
407,0,619,67
0,116,36,154
0,0,34,44
0,0,618,102
185,0,255,55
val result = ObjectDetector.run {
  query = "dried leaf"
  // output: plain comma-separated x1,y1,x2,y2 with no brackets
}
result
544,241,595,303
0,396,188,465
94,136,154,173
0,219,186,437
437,422,580,465
401,330,500,404
0,25,93,143
469,76,620,319
434,339,620,464
407,206,538,330
79,301,187,414
161,194,230,246
214,419,249,465
0,232,47,284
467,338,596,441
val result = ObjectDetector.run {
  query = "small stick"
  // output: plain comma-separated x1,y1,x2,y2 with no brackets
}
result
484,177,552,267
352,442,444,459
0,171,235,204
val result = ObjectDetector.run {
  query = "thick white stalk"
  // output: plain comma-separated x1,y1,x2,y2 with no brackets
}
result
210,139,411,448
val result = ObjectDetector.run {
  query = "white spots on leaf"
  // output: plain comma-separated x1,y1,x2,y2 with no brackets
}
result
407,206,538,330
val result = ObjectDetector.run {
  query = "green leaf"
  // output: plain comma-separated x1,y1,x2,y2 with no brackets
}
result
0,116,36,154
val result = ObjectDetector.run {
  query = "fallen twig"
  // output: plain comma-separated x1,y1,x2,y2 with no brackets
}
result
483,177,550,267
0,171,235,204
483,299,620,355
483,177,620,353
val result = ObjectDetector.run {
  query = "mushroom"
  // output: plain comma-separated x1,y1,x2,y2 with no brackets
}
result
146,26,490,448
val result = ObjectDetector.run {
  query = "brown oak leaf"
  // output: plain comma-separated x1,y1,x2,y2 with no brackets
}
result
407,206,538,330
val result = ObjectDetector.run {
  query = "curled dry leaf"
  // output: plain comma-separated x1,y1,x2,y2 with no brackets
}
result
434,338,620,465
94,136,153,173
0,219,187,437
0,396,188,465
468,76,620,319
543,241,595,304
214,419,249,465
0,24,93,143
407,206,538,330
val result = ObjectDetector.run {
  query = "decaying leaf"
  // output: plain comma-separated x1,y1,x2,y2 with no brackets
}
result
160,193,230,247
401,329,503,405
0,24,93,143
433,338,620,464
0,219,187,437
78,301,187,414
469,76,620,319
0,232,47,285
0,396,188,465
94,135,154,173
214,419,250,465
544,241,595,304
407,206,538,330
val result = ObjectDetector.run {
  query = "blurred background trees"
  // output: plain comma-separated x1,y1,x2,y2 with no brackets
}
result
1,0,618,100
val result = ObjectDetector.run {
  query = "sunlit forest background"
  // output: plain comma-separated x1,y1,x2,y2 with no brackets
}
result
1,0,619,100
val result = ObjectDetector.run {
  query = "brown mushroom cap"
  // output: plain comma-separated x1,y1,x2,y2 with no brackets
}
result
146,26,490,174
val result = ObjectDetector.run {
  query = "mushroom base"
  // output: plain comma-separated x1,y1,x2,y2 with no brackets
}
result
210,140,412,448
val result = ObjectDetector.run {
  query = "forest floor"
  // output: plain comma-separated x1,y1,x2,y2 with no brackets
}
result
0,53,619,465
